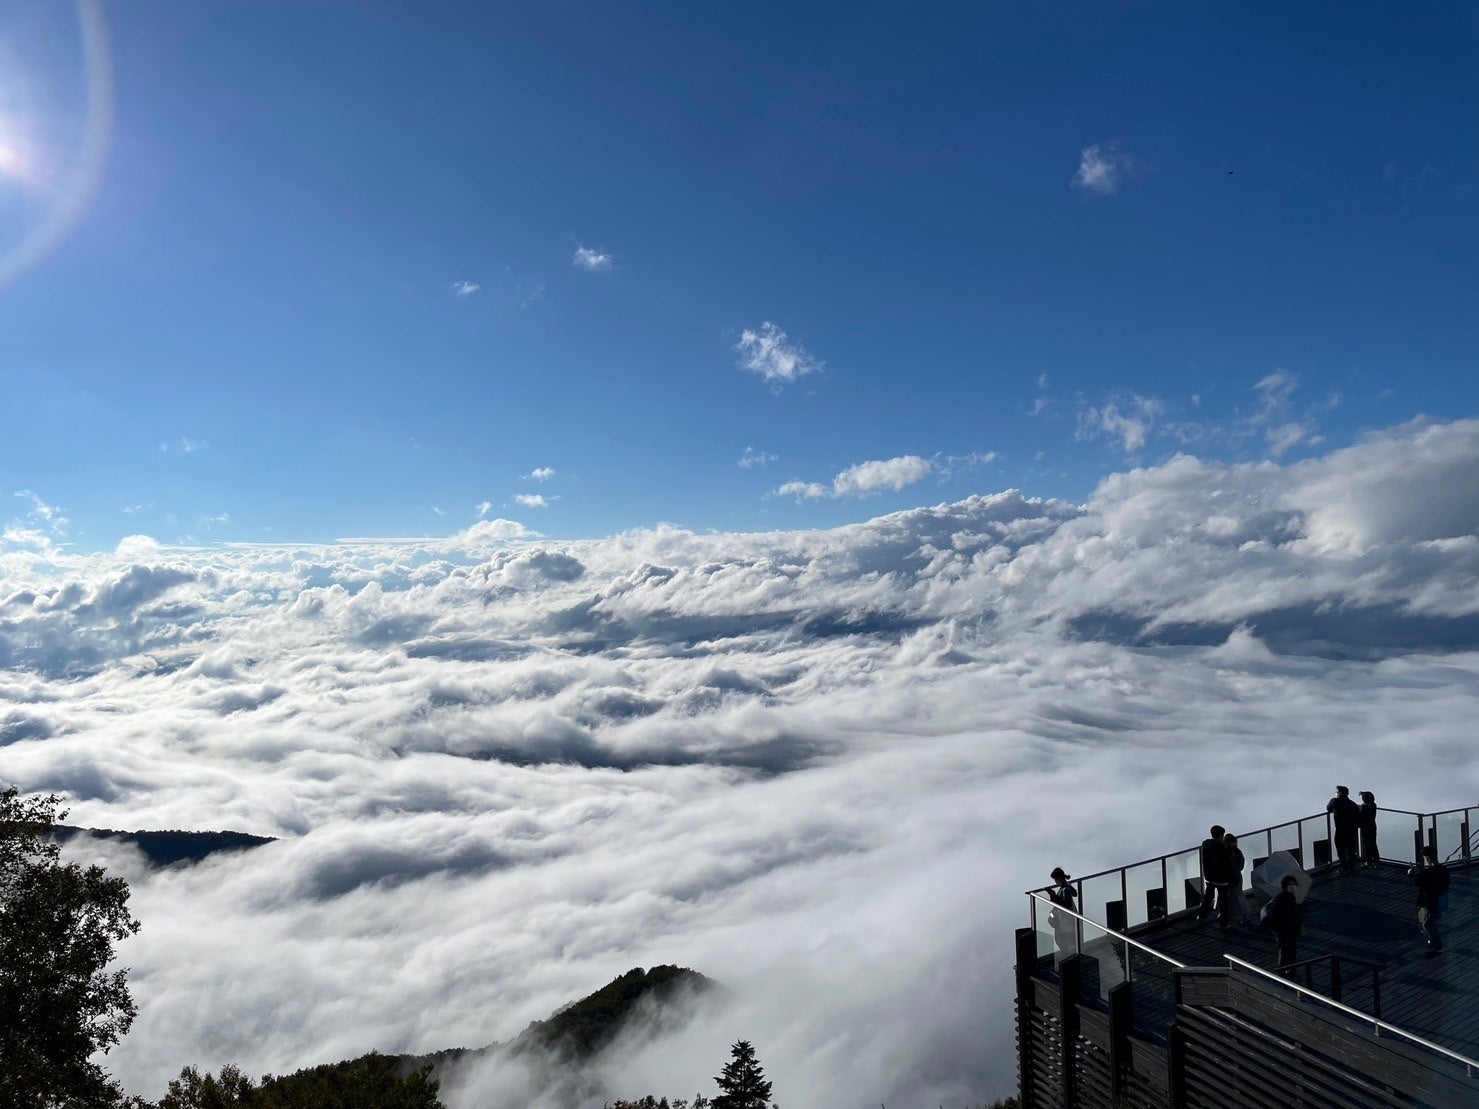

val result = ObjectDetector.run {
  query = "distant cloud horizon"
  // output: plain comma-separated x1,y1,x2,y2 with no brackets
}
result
7,417,1479,1106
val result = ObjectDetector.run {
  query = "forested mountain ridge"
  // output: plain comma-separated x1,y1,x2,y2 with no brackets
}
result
394,964,718,1078
52,824,276,866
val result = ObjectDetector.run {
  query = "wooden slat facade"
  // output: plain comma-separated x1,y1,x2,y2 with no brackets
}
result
1014,927,1479,1108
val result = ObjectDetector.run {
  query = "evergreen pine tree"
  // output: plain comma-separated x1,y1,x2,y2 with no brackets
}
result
711,1040,773,1109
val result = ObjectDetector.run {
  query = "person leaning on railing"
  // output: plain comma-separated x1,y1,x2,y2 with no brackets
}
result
1358,791,1379,867
1044,866,1078,964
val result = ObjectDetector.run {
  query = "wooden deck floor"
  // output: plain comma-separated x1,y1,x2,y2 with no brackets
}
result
1134,862,1479,1060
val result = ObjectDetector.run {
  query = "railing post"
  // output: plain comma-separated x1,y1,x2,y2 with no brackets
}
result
1462,819,1471,864
1413,826,1424,865
1059,954,1082,1107
1371,966,1381,1021
1107,981,1131,1103
1014,928,1039,1109
1330,957,1342,1004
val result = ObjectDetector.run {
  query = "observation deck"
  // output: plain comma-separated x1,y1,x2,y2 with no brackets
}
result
1014,805,1479,1108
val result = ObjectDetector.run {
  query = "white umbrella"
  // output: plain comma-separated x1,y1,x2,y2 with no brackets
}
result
1251,849,1312,904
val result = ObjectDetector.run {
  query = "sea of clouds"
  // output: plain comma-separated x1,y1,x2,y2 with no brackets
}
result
4,417,1479,1106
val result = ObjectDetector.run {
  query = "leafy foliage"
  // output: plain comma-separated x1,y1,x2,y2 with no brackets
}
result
0,786,141,1108
156,1053,442,1109
711,1040,773,1109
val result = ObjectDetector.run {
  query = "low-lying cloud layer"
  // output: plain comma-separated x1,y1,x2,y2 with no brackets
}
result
4,418,1479,1106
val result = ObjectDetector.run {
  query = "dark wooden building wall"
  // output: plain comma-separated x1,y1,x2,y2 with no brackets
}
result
1013,928,1479,1109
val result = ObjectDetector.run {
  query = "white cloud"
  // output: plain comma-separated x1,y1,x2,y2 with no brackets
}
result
159,437,208,455
513,494,549,508
525,468,556,482
738,447,779,469
832,455,933,496
775,480,829,500
476,501,493,517
431,507,446,517
9,419,1479,1108
735,323,822,389
1076,394,1164,452
1072,143,1137,196
573,247,613,273
452,518,535,545
774,455,934,501
451,281,481,297
1265,422,1308,457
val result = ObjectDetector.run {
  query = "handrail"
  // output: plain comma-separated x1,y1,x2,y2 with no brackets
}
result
1225,956,1479,1079
1028,803,1479,934
1028,891,1187,969
1283,952,1384,974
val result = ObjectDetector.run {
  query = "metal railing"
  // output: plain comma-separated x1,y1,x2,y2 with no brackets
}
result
1030,802,1479,939
1281,952,1384,1018
1028,890,1187,977
1226,955,1479,1080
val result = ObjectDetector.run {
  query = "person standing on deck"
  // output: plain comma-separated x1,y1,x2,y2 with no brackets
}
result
1198,825,1233,927
1046,867,1078,965
1358,791,1379,867
1327,785,1361,874
1265,875,1302,971
1410,846,1450,955
1224,833,1248,923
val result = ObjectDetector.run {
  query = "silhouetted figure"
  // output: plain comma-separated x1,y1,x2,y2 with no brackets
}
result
1264,875,1302,970
1410,847,1450,955
1046,867,1078,964
1198,825,1233,926
1224,833,1248,923
1358,791,1379,867
1327,786,1360,874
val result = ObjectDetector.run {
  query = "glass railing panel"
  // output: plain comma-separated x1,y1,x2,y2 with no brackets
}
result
1466,809,1479,864
1268,820,1300,862
1030,893,1069,967
1080,871,1125,932
1164,847,1201,915
1124,858,1165,928
1299,814,1332,870
1435,810,1466,865
1240,827,1272,871
1374,807,1416,864
1078,919,1128,1006
1126,945,1177,1045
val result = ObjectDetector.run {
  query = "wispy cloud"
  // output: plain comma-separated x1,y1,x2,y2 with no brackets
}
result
1072,143,1138,196
572,247,613,273
513,494,550,508
735,322,823,390
776,455,934,500
524,467,556,482
476,501,493,518
1077,393,1164,451
738,447,779,469
775,480,830,500
451,280,481,297
159,437,208,455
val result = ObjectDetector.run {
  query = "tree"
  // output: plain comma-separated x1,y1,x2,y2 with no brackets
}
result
0,786,141,1108
711,1040,773,1109
155,1054,443,1109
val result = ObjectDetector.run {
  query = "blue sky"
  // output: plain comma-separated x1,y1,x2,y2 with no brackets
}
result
3,1,1477,550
